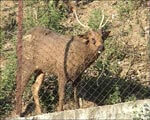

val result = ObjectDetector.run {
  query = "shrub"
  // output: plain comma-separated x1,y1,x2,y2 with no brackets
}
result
0,51,16,117
88,8,110,30
24,0,67,33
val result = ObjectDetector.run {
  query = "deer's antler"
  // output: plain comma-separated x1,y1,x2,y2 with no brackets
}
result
72,4,109,30
71,4,89,29
99,10,109,29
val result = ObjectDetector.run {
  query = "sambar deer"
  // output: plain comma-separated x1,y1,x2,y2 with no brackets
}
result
14,6,109,116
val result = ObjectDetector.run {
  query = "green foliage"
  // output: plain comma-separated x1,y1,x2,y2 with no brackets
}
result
0,51,16,117
0,53,16,99
88,8,110,30
125,95,136,102
97,37,126,76
0,32,17,100
0,12,17,117
115,0,135,20
0,28,5,51
24,0,67,33
115,0,147,20
105,85,121,104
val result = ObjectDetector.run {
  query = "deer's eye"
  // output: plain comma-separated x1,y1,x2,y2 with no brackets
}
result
92,38,96,44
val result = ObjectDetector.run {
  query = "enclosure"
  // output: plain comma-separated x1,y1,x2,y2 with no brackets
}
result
0,0,150,118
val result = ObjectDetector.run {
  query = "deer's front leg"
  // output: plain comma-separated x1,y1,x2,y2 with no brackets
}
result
31,73,44,114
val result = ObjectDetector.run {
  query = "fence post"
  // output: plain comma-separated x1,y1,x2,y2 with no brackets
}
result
147,1,150,82
15,0,23,115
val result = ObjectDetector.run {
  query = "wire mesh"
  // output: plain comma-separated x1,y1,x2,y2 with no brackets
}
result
0,0,150,118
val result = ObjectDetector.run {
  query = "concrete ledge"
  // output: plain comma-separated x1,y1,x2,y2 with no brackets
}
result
9,99,150,119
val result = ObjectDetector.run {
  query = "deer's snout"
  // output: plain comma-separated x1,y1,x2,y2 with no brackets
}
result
99,45,104,51
97,45,104,54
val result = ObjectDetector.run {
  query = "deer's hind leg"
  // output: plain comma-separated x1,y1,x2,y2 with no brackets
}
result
73,77,80,109
31,73,44,114
14,64,34,116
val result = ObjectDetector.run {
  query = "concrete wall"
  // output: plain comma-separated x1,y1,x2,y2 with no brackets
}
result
9,99,150,120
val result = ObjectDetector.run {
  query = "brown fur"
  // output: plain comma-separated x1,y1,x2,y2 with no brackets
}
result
14,26,104,116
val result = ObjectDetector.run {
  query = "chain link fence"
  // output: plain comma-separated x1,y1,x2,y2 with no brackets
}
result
0,0,150,118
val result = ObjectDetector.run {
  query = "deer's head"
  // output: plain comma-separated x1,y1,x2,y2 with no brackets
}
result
72,6,109,54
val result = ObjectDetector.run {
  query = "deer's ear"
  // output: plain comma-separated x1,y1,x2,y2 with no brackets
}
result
82,38,89,45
